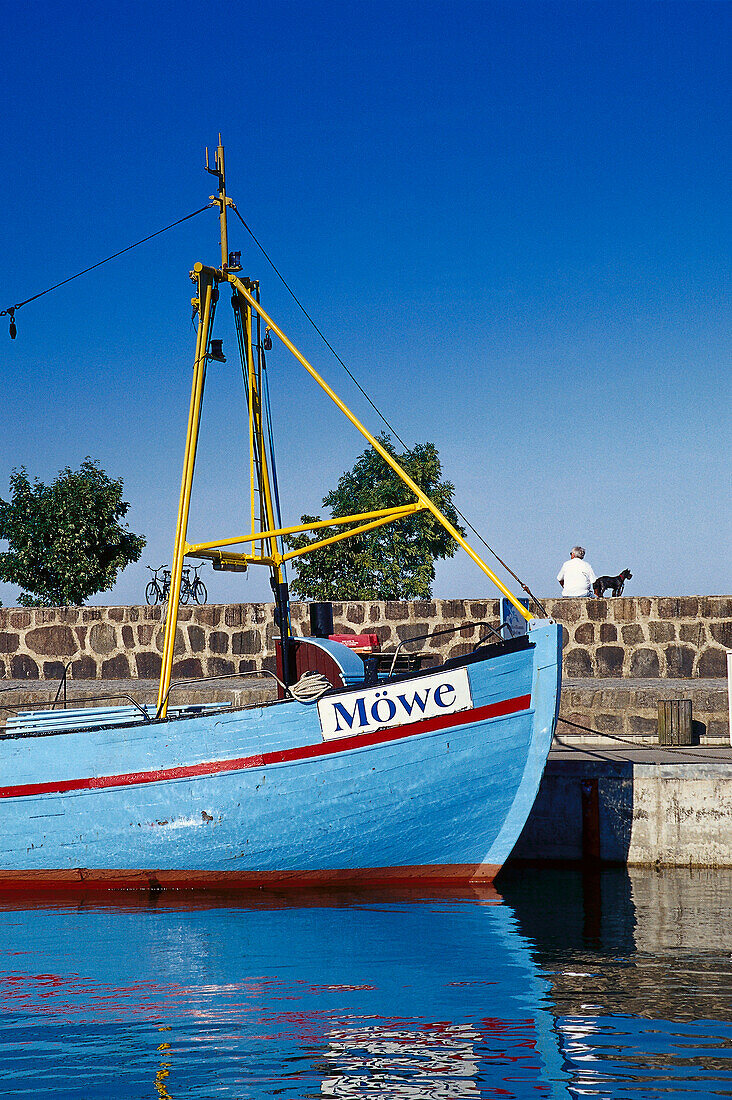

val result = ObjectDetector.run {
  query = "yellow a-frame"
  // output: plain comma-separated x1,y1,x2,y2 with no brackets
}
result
156,139,531,717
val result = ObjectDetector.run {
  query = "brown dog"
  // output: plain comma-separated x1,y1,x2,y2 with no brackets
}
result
593,569,632,597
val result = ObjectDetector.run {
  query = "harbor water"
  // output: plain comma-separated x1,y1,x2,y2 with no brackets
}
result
0,867,730,1098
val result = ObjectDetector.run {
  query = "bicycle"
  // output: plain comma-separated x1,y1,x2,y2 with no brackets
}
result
181,563,208,604
145,565,171,605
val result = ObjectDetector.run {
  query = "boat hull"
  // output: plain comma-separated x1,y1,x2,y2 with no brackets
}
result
0,621,560,889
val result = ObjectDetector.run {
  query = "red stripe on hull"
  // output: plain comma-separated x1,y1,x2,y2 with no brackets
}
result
0,694,531,801
0,863,503,892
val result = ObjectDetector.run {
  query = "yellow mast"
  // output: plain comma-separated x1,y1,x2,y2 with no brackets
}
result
156,140,532,717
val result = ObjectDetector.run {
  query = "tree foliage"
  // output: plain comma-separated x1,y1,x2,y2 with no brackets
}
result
0,459,146,606
287,435,465,600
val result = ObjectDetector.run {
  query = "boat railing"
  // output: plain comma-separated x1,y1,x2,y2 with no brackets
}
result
156,668,286,719
382,620,507,679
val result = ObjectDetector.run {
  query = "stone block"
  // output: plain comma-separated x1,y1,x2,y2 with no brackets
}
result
697,647,728,678
595,712,623,732
369,605,382,623
586,601,607,621
346,603,365,625
72,656,97,679
709,597,732,618
195,605,222,627
710,622,732,648
441,600,467,620
177,608,193,622
627,715,659,735
82,608,104,622
136,652,161,679
564,648,593,677
575,623,595,644
679,597,699,618
11,655,39,679
232,630,260,656
209,631,231,654
599,623,618,642
629,649,660,678
638,598,652,616
154,627,185,655
8,611,31,629
649,621,675,643
0,633,20,654
561,626,569,650
597,646,624,676
26,625,77,656
89,623,118,655
224,605,247,627
102,654,130,679
385,601,410,621
658,598,681,619
467,601,488,621
664,645,695,678
43,661,66,680
136,624,155,646
172,657,203,679
611,598,636,622
122,625,134,648
208,657,235,676
108,607,125,622
560,709,593,729
556,599,582,622
621,624,644,645
396,622,431,644
680,623,706,644
238,659,257,674
128,607,139,622
188,626,205,652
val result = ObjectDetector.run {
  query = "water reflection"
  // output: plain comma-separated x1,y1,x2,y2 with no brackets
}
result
0,870,728,1098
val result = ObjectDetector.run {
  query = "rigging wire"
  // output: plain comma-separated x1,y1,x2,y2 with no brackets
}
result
1,204,214,323
230,203,547,616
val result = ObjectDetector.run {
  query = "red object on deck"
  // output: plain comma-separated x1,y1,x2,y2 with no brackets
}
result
328,633,380,652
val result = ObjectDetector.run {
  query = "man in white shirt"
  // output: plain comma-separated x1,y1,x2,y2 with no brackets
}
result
557,546,596,597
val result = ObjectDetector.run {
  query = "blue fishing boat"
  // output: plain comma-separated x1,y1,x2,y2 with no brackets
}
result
0,140,561,890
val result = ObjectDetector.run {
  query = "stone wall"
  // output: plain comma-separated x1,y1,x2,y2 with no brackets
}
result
0,596,729,681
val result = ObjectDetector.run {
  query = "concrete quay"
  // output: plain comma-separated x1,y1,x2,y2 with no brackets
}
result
511,742,732,869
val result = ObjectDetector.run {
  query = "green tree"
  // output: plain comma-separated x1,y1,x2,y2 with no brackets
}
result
288,435,465,600
0,458,146,606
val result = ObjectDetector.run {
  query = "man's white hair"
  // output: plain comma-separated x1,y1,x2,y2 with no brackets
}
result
571,546,586,559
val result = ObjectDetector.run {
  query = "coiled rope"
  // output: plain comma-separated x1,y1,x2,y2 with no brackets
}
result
289,671,332,704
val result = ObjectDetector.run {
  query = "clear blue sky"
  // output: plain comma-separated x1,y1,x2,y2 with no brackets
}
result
1,0,729,606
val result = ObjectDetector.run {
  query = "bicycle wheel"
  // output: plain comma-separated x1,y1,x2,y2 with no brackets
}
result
179,585,190,605
193,580,207,604
145,581,159,606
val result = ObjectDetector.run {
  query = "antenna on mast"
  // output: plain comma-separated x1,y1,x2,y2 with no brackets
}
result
205,134,234,270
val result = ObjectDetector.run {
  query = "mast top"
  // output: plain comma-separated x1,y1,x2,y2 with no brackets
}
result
205,136,231,270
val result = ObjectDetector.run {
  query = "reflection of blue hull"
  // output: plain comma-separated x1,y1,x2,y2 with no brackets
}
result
0,621,560,888
0,886,568,1097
